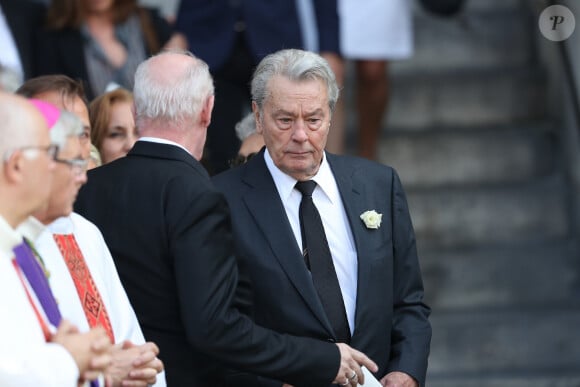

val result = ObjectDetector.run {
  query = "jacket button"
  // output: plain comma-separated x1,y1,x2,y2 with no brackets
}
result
327,338,336,343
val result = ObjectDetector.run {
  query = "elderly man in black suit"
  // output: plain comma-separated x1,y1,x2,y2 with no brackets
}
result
75,49,377,387
213,49,432,387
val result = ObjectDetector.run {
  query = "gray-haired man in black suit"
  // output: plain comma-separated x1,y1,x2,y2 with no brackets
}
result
213,48,432,387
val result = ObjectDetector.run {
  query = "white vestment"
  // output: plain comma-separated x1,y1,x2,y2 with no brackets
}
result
22,213,166,386
0,215,79,387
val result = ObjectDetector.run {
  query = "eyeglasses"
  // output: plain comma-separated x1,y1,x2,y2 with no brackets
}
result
3,144,59,162
54,157,89,176
228,152,256,168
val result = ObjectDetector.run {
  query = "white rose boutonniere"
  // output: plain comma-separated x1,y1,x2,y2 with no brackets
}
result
360,210,382,229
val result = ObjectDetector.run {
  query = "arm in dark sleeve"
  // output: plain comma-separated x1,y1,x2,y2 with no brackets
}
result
141,7,173,49
34,29,65,78
313,0,340,54
167,179,340,386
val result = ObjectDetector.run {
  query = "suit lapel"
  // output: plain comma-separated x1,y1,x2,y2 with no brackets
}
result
327,155,374,338
241,155,335,335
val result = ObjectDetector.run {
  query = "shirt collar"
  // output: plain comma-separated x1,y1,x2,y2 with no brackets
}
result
263,149,336,203
46,216,74,235
17,216,47,243
0,214,24,258
138,137,192,156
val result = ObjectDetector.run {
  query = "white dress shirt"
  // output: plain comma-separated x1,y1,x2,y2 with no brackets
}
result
20,213,167,387
0,215,79,387
264,150,358,333
138,137,192,156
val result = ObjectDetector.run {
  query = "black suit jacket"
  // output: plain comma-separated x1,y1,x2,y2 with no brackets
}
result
0,0,46,80
212,151,432,386
175,0,339,72
74,141,341,386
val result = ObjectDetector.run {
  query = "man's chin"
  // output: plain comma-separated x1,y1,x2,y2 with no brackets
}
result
282,162,320,180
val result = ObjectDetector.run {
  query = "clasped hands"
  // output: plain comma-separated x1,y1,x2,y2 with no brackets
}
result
51,320,164,387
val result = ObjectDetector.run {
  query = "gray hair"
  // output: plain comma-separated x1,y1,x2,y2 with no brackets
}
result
133,50,214,128
235,112,257,141
49,110,83,149
251,49,339,113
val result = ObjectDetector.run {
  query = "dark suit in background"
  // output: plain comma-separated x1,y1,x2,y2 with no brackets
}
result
0,0,46,81
174,0,340,174
213,151,432,386
74,141,342,386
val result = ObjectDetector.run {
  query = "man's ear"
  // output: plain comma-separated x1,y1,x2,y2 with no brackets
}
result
3,151,24,184
252,101,263,135
200,95,215,128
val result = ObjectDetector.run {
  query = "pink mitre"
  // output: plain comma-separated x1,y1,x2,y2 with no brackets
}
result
28,99,61,129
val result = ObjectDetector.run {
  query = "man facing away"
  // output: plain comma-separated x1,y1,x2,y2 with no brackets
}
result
0,92,112,386
75,49,377,386
212,49,432,387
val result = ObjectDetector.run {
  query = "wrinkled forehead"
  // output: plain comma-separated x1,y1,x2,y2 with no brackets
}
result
267,75,327,98
31,90,69,109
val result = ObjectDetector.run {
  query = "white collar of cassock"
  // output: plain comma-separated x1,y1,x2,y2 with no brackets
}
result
17,216,47,243
0,214,23,259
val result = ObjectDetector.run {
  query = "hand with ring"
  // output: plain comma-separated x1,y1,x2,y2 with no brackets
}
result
332,343,377,386
348,370,358,384
339,370,358,386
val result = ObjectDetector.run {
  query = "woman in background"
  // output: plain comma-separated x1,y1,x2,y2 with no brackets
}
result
36,0,186,99
89,87,137,164
338,0,413,160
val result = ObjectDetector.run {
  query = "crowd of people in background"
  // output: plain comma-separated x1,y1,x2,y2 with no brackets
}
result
0,0,417,170
0,0,435,386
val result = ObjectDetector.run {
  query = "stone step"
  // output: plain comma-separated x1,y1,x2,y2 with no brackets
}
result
420,240,580,310
393,3,535,74
406,174,569,248
379,123,556,188
384,67,547,129
427,374,580,387
428,309,580,375
414,0,526,14
461,0,526,12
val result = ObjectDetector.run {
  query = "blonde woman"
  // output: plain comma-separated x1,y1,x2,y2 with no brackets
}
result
89,88,138,164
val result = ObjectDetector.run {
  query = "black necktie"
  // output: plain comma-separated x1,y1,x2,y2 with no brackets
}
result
295,180,351,343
